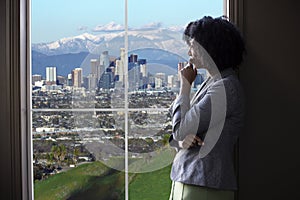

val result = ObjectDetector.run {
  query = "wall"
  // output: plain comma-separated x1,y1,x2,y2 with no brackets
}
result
0,0,24,199
0,0,300,199
0,0,12,199
239,0,300,199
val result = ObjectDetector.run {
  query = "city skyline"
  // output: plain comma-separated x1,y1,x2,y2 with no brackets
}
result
32,49,201,91
31,1,217,199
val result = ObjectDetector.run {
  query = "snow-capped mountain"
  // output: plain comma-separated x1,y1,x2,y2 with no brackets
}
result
32,28,188,60
93,21,124,32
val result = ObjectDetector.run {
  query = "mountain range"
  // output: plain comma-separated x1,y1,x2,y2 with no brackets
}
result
32,48,187,77
32,28,190,77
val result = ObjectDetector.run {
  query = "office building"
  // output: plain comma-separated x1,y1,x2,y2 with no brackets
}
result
167,75,175,88
57,75,66,85
67,73,72,86
46,66,56,85
98,72,113,89
140,63,147,77
99,51,110,68
32,74,42,85
155,73,166,89
88,74,98,90
90,59,98,75
115,48,126,83
72,68,82,88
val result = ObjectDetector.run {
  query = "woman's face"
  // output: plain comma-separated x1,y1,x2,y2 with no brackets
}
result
188,39,204,69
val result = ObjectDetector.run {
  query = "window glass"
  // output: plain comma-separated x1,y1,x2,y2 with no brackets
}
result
126,1,222,198
31,0,223,199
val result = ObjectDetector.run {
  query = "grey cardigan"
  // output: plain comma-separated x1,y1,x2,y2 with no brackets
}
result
169,68,245,190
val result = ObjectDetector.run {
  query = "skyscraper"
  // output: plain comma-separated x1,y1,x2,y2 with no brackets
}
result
90,59,98,75
140,63,147,77
67,73,72,86
155,77,163,89
98,72,113,89
120,48,126,63
155,72,166,83
168,74,179,89
167,75,175,88
155,73,166,89
115,48,125,83
98,51,110,81
88,74,97,90
89,59,99,90
100,51,110,67
46,66,56,85
129,54,138,63
72,68,82,87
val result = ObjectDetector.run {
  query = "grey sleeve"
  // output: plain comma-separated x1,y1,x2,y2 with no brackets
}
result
171,80,227,142
168,134,181,151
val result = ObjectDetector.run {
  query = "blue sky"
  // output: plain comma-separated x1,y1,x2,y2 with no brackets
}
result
32,0,223,43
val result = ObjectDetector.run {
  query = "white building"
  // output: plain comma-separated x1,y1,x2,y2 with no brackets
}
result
72,68,83,88
90,59,98,75
155,77,163,89
140,64,147,77
167,75,175,88
115,48,126,83
115,59,124,82
46,66,56,84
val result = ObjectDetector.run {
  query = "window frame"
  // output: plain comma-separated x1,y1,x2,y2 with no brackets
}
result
5,0,32,199
11,0,244,199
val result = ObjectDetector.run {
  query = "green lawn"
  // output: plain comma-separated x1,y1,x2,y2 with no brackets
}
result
35,156,173,200
34,161,124,200
128,165,172,200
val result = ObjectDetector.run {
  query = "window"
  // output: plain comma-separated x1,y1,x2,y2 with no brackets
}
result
30,0,224,199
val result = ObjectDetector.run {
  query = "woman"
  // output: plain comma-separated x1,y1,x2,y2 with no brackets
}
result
169,16,245,200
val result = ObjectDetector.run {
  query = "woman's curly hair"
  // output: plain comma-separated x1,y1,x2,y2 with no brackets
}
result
183,16,245,71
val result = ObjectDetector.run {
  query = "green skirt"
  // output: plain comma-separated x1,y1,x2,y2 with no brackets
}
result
169,181,234,200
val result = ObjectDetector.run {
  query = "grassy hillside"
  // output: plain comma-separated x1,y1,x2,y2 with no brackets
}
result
35,156,173,200
34,161,124,200
126,165,172,200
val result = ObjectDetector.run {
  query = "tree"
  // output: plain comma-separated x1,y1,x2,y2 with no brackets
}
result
51,145,60,163
51,144,67,167
46,152,54,164
59,144,67,164
145,137,154,146
162,134,170,146
73,147,80,164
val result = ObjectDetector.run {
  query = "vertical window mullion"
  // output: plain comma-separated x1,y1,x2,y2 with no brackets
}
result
124,0,129,200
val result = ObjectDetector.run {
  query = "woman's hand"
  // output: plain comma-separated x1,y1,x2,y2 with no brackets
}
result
179,63,197,85
179,134,204,149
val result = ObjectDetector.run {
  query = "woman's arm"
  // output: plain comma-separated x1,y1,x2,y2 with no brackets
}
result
172,79,227,143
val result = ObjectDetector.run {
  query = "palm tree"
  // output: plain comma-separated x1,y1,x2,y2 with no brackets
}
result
73,147,80,165
46,152,54,164
51,145,60,165
59,144,67,165
51,144,67,167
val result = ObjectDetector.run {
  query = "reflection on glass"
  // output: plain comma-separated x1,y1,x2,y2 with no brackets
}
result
32,0,223,198
32,111,125,200
127,111,175,173
126,51,183,109
32,49,126,109
127,110,175,200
